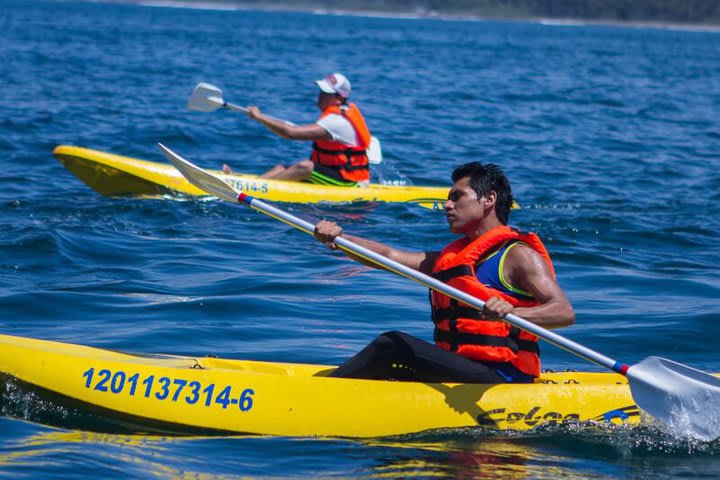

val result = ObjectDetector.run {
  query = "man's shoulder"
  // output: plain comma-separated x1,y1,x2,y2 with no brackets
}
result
316,114,356,144
507,242,548,271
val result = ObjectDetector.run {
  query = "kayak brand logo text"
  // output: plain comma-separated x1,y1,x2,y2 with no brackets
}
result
476,405,638,427
477,406,579,427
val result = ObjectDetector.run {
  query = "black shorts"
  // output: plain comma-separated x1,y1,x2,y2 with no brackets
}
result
328,331,535,383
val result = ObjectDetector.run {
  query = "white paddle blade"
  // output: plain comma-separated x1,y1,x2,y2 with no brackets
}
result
367,136,383,165
158,143,239,203
187,83,225,112
628,356,720,441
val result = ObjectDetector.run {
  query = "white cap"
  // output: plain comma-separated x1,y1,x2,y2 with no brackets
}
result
315,73,351,98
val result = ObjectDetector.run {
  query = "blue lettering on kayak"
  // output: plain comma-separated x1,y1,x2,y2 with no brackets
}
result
82,367,255,412
224,178,269,195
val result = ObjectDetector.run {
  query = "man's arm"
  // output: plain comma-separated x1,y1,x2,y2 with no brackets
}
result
247,106,332,141
314,220,439,275
503,245,575,329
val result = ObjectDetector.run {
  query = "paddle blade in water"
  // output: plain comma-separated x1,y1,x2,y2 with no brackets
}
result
627,356,720,441
158,143,239,203
187,82,224,112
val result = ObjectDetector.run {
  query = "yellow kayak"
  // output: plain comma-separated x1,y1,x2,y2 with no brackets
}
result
53,145,450,210
0,333,641,437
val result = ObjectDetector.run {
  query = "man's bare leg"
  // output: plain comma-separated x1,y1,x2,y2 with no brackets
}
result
260,160,313,181
258,165,286,178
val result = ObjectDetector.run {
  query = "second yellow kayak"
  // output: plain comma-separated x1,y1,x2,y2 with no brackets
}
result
53,145,450,210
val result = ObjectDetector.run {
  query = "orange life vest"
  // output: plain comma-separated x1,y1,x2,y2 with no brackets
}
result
311,103,371,182
430,225,556,377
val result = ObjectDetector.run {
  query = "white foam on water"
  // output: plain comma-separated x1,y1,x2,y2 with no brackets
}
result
137,1,246,11
628,357,720,442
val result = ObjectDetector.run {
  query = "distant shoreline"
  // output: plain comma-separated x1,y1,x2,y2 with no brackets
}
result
63,0,720,32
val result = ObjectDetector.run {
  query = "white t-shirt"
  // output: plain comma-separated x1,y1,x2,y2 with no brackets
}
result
316,114,359,146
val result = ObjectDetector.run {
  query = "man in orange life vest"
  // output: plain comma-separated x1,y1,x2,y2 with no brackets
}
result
313,162,575,383
232,73,372,187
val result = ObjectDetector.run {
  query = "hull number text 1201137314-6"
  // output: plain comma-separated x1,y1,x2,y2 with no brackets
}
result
82,368,255,411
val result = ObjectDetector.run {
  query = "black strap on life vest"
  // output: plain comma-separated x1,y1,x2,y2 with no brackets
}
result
433,328,539,354
432,265,473,283
431,304,485,321
311,142,369,172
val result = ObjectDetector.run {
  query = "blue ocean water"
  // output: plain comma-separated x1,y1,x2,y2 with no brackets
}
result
2,0,720,477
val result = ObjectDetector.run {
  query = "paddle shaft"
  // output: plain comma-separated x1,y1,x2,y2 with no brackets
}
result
229,103,295,126
158,143,626,375
235,191,628,375
222,101,249,114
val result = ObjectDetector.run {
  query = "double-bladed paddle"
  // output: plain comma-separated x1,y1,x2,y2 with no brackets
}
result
186,82,383,164
158,143,720,441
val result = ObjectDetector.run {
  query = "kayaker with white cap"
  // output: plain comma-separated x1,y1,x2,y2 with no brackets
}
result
230,73,373,186
314,161,575,383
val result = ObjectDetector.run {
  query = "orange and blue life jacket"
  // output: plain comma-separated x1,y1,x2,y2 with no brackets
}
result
430,225,555,377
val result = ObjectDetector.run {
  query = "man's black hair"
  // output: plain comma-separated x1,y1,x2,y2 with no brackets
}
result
451,162,513,225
